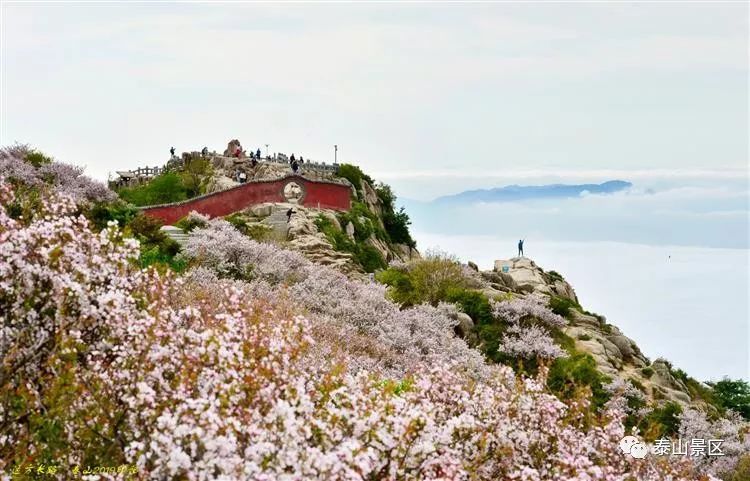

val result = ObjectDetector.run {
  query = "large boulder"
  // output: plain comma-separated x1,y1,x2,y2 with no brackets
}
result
494,257,551,294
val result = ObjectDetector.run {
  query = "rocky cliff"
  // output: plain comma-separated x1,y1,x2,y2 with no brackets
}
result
478,256,702,407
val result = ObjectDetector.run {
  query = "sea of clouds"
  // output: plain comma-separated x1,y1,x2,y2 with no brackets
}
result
392,174,749,381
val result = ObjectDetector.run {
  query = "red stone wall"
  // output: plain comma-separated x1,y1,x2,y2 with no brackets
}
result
142,175,352,225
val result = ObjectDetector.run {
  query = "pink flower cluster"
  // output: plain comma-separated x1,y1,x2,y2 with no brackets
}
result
0,144,115,203
0,181,725,480
491,294,568,360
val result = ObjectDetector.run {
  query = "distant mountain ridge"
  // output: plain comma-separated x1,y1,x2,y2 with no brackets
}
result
432,180,632,204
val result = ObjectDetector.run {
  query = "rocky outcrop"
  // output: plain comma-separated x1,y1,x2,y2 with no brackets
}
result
484,256,696,407
227,201,415,273
494,257,578,303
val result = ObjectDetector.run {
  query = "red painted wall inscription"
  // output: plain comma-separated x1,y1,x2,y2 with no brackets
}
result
142,175,352,225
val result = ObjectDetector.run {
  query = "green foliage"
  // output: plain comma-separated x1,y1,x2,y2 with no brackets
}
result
223,214,274,242
709,378,750,420
547,270,564,282
577,334,592,341
125,213,183,272
117,172,189,206
139,245,187,273
641,367,654,379
24,149,54,167
548,353,611,411
640,402,683,440
86,200,140,231
180,157,214,198
337,201,384,243
548,296,579,319
376,251,470,306
445,288,493,325
376,183,416,248
175,214,208,233
336,164,373,194
315,215,386,273
375,268,414,305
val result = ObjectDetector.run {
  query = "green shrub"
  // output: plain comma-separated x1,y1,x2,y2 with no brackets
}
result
117,173,188,206
336,164,372,194
376,251,470,306
445,288,493,325
549,296,579,319
641,367,654,379
86,201,140,231
175,214,209,233
548,353,611,411
180,157,213,198
315,215,385,273
24,149,54,167
547,270,564,282
376,183,416,248
375,268,414,305
709,378,750,420
640,402,683,440
337,201,381,242
139,244,186,272
128,214,168,246
577,334,592,341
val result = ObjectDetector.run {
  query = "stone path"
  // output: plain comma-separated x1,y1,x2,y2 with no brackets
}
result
262,208,292,238
160,226,189,246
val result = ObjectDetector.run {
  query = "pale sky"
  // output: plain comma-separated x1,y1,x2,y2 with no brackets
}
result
1,2,748,186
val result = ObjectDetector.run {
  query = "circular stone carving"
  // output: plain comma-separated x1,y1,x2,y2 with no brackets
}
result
282,181,305,204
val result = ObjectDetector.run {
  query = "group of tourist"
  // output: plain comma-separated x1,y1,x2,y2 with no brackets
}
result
169,144,308,176
289,153,304,174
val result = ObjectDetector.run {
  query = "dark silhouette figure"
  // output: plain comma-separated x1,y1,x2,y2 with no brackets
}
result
518,239,524,257
251,157,258,168
291,160,299,174
201,146,208,157
290,154,296,164
286,208,295,223
299,156,304,164
256,148,261,159
170,146,175,157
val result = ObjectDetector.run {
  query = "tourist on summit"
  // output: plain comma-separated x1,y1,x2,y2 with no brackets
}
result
286,208,295,223
250,157,258,168
299,156,304,164
201,146,208,157
256,148,261,159
170,146,175,157
518,239,524,257
239,171,247,183
291,160,300,174
290,153,296,164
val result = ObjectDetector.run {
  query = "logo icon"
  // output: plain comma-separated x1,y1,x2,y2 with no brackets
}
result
619,436,649,459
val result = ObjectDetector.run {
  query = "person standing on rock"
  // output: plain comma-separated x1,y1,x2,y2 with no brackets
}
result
286,208,295,223
518,239,524,257
170,146,176,158
256,148,261,159
291,160,299,174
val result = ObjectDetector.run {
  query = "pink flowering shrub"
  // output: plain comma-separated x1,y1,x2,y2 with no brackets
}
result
491,294,567,329
0,180,722,480
498,324,567,360
183,220,487,377
679,408,750,477
0,144,115,203
490,294,568,360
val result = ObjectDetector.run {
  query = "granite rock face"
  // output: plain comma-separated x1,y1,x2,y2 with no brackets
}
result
483,256,695,406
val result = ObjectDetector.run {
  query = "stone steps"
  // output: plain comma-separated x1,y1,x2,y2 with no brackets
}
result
160,226,189,246
262,209,293,238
